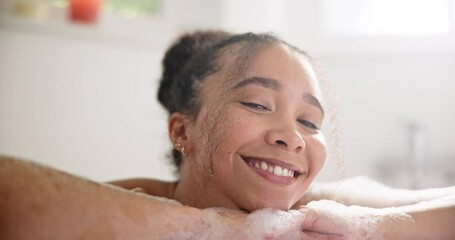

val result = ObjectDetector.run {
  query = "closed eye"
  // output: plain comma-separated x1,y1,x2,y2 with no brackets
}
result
239,102,270,111
298,119,320,130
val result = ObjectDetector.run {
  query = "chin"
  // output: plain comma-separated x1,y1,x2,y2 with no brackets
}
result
242,197,294,212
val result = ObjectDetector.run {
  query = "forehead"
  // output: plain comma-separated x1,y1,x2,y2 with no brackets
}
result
215,42,322,98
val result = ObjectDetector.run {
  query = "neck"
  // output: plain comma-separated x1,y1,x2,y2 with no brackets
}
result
173,174,240,210
173,178,204,208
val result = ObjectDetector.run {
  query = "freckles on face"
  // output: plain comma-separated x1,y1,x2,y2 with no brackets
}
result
188,43,327,211
203,106,263,168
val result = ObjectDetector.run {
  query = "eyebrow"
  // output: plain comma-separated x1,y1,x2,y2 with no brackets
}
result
232,77,282,91
303,93,325,116
232,76,324,115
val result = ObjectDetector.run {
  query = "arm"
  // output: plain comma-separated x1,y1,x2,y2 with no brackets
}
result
385,194,455,239
0,155,346,240
301,176,455,208
107,178,176,197
302,194,455,240
0,155,218,239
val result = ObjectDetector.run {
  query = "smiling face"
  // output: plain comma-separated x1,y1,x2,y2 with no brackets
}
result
175,42,327,211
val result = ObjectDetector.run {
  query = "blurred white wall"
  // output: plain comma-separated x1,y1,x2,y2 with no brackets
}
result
0,0,454,187
0,28,174,181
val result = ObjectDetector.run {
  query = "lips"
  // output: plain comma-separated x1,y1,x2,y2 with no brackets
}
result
241,155,304,178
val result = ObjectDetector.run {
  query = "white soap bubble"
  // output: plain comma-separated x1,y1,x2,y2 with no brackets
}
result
305,199,412,240
144,193,411,239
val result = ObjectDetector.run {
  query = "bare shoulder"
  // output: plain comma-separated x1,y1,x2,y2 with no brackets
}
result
108,178,177,199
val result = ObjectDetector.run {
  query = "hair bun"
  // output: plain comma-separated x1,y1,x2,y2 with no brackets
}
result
157,30,231,112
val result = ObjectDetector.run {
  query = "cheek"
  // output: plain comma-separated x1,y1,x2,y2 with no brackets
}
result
218,107,266,144
307,134,327,175
210,111,266,170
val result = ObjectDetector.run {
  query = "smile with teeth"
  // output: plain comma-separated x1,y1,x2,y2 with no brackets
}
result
243,157,298,178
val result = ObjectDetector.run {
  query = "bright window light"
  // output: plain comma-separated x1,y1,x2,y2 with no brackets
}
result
322,0,451,36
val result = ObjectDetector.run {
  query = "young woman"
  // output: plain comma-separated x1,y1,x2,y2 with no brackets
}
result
1,31,454,239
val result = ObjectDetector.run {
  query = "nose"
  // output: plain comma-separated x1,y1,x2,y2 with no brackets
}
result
265,126,305,153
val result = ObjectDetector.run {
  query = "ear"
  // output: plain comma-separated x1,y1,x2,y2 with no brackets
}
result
168,112,193,150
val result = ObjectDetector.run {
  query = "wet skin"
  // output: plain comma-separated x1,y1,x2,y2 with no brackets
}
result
173,43,327,212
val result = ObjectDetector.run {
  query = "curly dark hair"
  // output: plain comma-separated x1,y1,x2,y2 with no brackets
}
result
157,30,336,176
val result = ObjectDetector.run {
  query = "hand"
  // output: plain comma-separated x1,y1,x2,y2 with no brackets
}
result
247,208,348,240
182,200,391,239
200,207,348,240
298,200,388,240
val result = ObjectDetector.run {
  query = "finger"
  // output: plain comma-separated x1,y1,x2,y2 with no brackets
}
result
298,206,347,237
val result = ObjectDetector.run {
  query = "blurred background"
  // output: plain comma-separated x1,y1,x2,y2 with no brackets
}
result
0,0,454,188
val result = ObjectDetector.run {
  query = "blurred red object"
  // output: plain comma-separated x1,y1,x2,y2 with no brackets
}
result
69,0,103,24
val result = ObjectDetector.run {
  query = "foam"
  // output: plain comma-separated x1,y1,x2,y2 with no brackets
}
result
304,200,412,240
146,193,412,239
166,207,308,239
244,208,304,239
